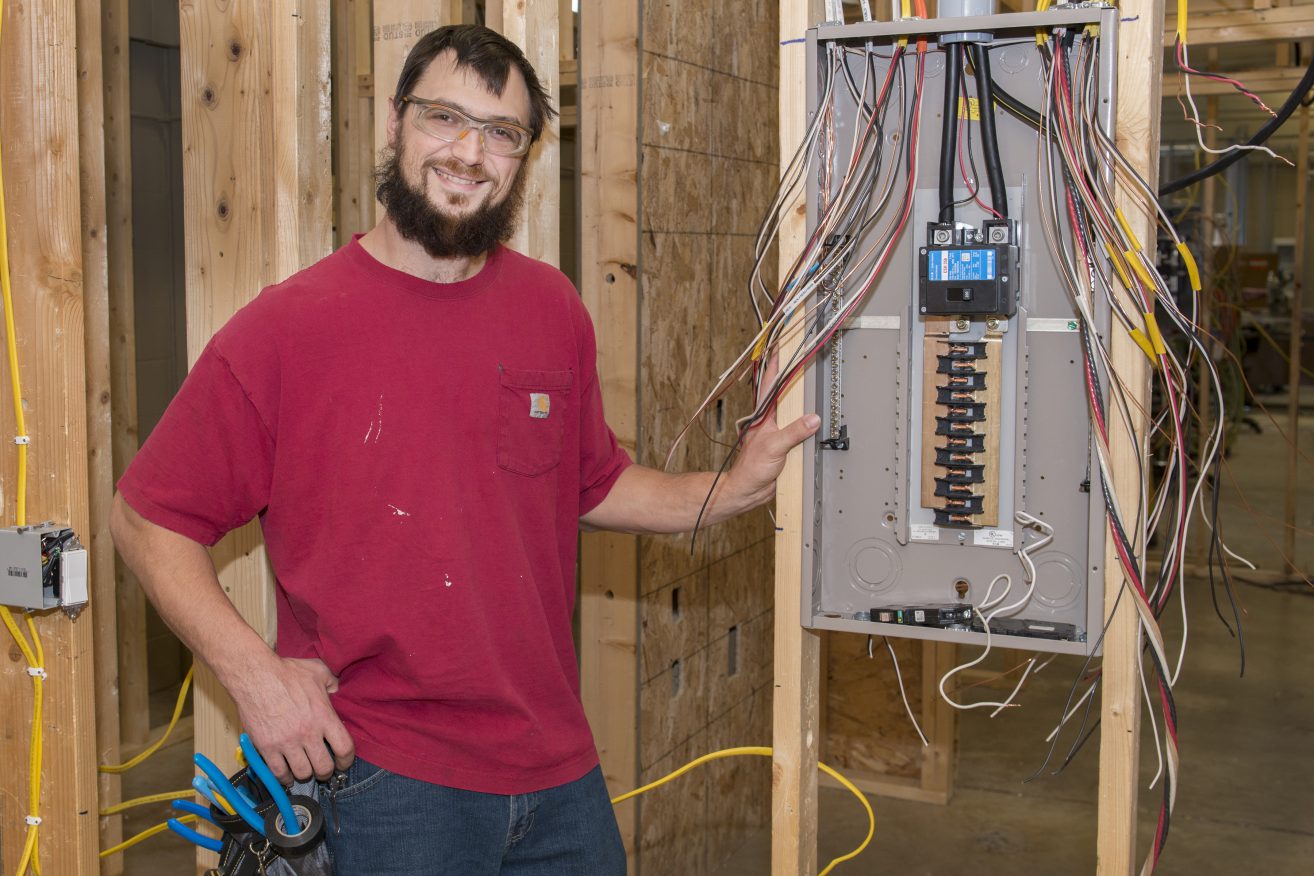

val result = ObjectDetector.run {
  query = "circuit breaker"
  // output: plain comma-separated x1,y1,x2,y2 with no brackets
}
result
799,6,1119,655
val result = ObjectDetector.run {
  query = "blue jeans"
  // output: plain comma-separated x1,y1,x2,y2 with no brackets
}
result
319,758,626,875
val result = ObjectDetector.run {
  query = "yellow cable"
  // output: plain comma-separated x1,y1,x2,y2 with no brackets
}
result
98,790,196,818
99,666,195,773
98,814,198,859
610,746,875,876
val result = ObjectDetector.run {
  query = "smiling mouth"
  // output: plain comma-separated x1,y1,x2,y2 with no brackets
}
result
432,167,487,187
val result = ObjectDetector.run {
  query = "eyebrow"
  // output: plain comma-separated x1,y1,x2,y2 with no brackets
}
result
421,96,526,128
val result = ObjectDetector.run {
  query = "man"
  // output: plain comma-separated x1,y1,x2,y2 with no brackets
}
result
111,24,818,875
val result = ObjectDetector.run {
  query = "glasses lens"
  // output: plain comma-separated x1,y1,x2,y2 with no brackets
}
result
417,105,467,140
481,124,529,156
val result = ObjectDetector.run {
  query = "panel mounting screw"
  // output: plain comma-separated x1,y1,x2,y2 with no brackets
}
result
954,318,969,331
986,318,1000,331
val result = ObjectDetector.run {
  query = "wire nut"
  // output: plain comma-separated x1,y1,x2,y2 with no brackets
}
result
27,666,47,679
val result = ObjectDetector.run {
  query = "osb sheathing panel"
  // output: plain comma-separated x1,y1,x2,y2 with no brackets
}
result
825,632,926,781
706,606,773,720
638,730,710,875
640,646,710,770
640,569,710,684
704,683,773,859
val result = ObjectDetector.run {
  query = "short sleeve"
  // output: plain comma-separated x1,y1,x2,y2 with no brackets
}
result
117,342,276,546
573,300,632,515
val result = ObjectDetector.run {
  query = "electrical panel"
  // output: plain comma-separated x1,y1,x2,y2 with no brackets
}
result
800,7,1119,655
0,523,88,614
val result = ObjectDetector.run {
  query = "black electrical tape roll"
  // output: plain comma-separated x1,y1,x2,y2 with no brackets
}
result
264,795,326,856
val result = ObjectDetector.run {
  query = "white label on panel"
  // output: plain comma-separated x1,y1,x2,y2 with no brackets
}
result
974,528,1015,548
909,524,939,542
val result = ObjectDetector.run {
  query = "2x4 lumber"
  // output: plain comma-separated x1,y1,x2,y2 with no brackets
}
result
1283,104,1309,575
332,0,378,245
0,0,100,872
370,1,465,225
772,1,826,874
179,5,332,867
75,0,125,867
578,0,640,864
488,0,562,267
101,0,150,753
1163,6,1314,47
1097,0,1163,872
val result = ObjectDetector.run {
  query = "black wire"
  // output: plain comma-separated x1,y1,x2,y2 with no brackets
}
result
990,78,1042,129
1159,49,1314,197
939,45,962,224
969,43,1009,218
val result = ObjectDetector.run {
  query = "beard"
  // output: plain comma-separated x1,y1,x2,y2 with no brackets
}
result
374,145,528,260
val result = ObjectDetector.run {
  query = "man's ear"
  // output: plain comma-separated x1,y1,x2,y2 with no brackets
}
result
386,97,402,149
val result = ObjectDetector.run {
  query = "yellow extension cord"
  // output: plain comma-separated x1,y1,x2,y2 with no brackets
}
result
611,746,875,876
98,664,195,774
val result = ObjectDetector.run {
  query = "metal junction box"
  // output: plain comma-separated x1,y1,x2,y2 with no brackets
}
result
0,523,88,612
800,7,1119,655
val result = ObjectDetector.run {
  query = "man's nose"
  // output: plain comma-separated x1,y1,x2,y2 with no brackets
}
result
449,127,485,164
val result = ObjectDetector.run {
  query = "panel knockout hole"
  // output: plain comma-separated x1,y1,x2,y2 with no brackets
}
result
954,579,970,599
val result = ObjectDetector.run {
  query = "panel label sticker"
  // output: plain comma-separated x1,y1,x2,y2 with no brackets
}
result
928,248,996,282
973,528,1014,548
909,524,940,542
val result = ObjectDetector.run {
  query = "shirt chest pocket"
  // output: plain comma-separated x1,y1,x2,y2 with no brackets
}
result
497,367,573,476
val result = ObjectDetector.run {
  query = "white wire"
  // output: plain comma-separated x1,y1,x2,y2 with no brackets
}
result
884,638,929,747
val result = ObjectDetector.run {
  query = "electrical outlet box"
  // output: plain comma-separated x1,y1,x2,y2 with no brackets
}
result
0,523,88,612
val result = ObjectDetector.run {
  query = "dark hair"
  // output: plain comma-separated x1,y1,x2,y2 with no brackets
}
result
392,24,557,143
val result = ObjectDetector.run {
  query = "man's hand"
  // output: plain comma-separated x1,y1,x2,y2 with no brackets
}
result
717,355,821,511
231,656,355,784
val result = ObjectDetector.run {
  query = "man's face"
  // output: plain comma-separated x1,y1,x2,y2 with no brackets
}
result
377,51,533,259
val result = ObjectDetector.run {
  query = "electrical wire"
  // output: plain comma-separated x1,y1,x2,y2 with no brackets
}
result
98,665,195,774
610,746,874,875
98,814,199,860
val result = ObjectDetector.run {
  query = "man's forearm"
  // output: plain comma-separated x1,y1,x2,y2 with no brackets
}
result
579,464,762,534
109,494,278,697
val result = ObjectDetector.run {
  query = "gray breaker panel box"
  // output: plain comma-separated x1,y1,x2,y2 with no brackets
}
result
800,8,1119,656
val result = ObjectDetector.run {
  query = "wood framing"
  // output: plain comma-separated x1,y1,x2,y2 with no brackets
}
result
772,1,825,873
1097,0,1163,872
333,0,377,245
0,0,101,872
578,0,640,863
1163,6,1314,47
101,0,150,753
1284,104,1309,574
179,5,332,866
75,0,126,867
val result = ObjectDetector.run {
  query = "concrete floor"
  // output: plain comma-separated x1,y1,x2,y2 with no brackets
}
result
119,408,1314,874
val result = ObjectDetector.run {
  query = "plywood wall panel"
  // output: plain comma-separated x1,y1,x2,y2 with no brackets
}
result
639,646,710,770
825,632,924,781
637,731,710,875
639,570,710,684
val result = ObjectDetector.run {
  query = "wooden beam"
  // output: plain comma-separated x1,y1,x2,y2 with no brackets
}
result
1097,0,1163,872
101,0,150,754
489,0,562,267
772,1,825,874
179,4,332,866
333,0,377,245
0,0,101,871
1283,104,1308,574
1164,6,1314,47
371,3,464,223
578,0,640,865
75,0,125,867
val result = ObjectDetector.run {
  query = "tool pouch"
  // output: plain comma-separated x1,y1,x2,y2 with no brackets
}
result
204,768,333,876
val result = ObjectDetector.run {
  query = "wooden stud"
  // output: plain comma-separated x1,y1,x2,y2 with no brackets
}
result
75,0,125,867
179,5,332,867
490,0,562,267
578,0,640,865
333,0,378,245
101,0,151,753
1096,0,1163,872
0,0,101,871
772,2,825,874
1283,104,1309,575
1162,6,1314,47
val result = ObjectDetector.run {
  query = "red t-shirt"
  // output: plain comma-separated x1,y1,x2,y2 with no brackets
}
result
118,239,631,794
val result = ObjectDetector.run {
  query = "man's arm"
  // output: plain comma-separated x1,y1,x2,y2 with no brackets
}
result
109,494,354,783
581,401,820,534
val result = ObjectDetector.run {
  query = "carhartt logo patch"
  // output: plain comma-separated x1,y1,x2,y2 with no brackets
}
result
530,393,551,419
